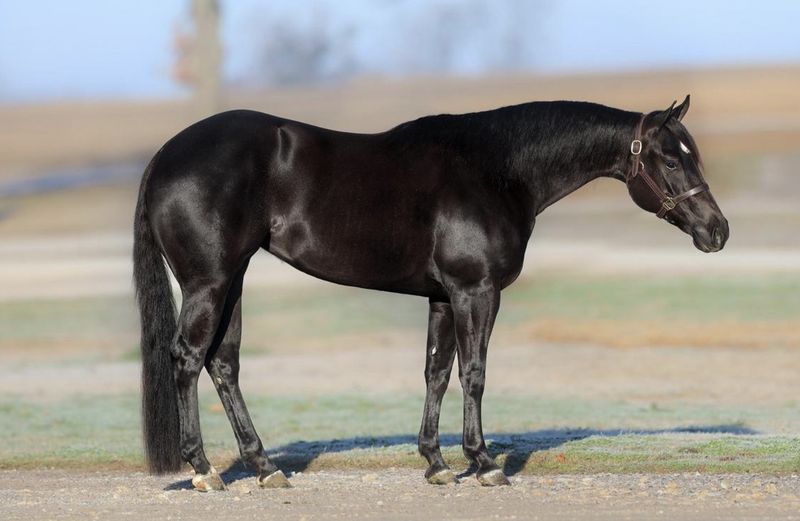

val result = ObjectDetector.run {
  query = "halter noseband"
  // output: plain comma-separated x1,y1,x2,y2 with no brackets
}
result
628,114,708,219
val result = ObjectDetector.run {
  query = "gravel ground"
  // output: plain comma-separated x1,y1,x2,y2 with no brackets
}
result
2,469,799,521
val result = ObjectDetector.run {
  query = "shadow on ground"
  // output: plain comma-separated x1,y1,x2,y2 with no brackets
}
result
164,424,756,490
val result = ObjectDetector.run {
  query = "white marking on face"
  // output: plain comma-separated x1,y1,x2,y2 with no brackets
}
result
680,141,691,154
431,345,437,355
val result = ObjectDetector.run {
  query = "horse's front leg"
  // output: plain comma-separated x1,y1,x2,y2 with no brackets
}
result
418,299,459,484
450,282,509,486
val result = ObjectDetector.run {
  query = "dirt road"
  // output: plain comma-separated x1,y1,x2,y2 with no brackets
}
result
2,469,799,521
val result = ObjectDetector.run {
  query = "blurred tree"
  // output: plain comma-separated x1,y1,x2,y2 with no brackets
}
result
256,8,357,86
172,24,194,86
247,0,547,88
172,0,222,116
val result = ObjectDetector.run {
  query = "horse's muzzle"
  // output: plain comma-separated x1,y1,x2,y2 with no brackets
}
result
692,217,729,253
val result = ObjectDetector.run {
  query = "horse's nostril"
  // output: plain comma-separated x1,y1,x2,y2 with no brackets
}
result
712,227,723,247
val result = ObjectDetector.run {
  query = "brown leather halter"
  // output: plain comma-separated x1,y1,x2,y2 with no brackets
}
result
628,114,708,219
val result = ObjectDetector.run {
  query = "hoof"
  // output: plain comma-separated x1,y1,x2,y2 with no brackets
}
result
477,468,510,487
426,468,458,485
258,469,292,489
192,467,226,492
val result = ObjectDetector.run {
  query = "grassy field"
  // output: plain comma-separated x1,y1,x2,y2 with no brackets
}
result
1,272,797,358
1,391,797,474
0,272,798,474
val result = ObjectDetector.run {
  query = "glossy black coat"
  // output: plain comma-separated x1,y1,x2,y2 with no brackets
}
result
134,98,728,487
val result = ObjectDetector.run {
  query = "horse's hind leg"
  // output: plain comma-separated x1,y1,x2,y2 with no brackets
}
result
172,276,232,491
418,299,459,485
205,263,291,488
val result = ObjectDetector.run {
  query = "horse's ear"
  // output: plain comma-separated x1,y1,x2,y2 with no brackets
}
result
673,94,690,121
651,100,676,130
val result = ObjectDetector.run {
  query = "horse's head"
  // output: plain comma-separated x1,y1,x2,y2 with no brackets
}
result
626,95,729,252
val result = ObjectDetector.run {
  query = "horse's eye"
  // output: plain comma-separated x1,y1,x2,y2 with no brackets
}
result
665,160,678,171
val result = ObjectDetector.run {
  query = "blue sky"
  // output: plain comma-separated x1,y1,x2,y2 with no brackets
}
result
1,0,799,102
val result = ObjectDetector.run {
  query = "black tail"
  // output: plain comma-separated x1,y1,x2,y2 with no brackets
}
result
133,155,182,474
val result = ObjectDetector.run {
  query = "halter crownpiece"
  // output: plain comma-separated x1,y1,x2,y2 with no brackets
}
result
628,114,708,219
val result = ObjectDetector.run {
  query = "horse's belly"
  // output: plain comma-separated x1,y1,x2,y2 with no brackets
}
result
266,215,437,294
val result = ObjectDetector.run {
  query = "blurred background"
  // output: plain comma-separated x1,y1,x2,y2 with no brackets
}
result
0,0,798,473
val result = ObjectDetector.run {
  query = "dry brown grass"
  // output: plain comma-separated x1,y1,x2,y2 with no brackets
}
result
514,319,800,350
2,65,800,178
0,182,137,236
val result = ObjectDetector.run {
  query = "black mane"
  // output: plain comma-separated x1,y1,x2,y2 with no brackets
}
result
387,101,640,208
389,101,637,174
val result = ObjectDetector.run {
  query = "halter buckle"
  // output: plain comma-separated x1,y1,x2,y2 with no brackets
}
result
630,140,642,155
662,197,676,211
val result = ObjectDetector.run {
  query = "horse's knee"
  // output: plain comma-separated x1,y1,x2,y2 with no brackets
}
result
424,368,450,390
458,365,485,397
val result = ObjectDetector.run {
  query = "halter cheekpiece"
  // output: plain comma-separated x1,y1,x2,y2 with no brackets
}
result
628,114,708,219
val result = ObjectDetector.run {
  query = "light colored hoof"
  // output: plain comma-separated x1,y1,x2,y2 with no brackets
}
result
258,469,292,488
426,468,458,485
192,467,226,492
477,469,510,487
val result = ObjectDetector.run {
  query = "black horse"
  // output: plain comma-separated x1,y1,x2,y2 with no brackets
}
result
133,95,728,490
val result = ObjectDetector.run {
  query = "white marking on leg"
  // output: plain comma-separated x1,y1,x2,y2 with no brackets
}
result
258,469,292,488
192,466,226,491
431,345,437,355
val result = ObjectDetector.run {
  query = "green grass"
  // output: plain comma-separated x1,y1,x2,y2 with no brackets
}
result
242,273,800,345
1,391,797,473
0,272,797,472
502,273,800,323
0,296,136,347
345,434,800,475
2,273,797,358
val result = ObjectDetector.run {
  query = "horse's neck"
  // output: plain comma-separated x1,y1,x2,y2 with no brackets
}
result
504,107,639,215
